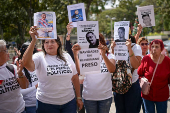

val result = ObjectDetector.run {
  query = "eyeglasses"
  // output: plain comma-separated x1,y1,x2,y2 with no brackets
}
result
140,43,148,46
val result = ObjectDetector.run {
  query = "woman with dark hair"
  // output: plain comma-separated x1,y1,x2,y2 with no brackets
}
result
138,39,170,113
18,42,38,113
22,26,83,113
110,35,142,113
72,33,116,113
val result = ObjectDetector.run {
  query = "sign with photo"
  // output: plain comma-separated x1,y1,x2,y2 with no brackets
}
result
114,21,130,60
77,21,99,49
34,12,57,39
137,5,155,27
67,3,86,27
77,21,100,75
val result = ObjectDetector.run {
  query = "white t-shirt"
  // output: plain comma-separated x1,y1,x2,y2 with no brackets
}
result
83,53,115,100
21,70,38,107
0,63,25,113
129,44,142,83
33,52,77,105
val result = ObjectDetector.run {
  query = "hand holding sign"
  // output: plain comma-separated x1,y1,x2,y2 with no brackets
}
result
66,22,73,34
110,41,116,54
125,39,132,50
29,26,38,40
137,24,143,32
98,43,107,56
72,43,81,56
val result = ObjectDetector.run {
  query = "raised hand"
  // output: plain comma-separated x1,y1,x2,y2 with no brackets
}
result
29,26,38,40
125,39,132,50
66,22,73,34
72,43,81,56
98,43,107,56
137,24,143,32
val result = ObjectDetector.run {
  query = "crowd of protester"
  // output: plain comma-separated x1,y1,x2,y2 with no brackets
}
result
0,19,170,113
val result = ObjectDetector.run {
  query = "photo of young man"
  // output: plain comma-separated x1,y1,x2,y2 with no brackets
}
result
86,32,99,48
115,27,126,42
142,14,152,27
71,9,83,22
37,13,52,37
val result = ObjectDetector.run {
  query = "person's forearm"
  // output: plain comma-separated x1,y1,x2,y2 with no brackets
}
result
21,86,36,95
74,54,80,74
72,74,81,98
135,30,142,43
17,75,29,89
22,39,36,71
129,48,141,69
102,54,115,73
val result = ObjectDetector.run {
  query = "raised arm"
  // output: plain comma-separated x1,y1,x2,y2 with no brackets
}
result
98,43,116,73
110,41,116,54
65,22,74,60
135,24,143,43
16,60,29,89
72,43,81,74
22,26,38,71
126,39,141,69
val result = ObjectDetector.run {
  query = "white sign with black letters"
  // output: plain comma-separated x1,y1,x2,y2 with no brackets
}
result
77,21,100,75
137,5,155,27
114,21,129,60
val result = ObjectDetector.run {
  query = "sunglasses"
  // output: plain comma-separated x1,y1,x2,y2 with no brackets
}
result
140,43,148,46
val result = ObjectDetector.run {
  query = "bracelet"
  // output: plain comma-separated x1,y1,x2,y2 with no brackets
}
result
19,75,25,78
67,33,70,35
77,97,82,100
129,53,134,57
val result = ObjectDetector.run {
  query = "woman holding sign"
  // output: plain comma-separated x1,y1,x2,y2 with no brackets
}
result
72,32,116,113
22,26,83,113
110,35,142,113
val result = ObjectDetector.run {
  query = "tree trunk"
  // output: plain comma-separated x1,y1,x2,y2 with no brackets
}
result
86,0,93,19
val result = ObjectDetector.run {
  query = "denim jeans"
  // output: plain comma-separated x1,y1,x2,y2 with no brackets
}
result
23,106,36,113
84,97,112,113
36,98,77,113
142,98,167,113
113,79,142,113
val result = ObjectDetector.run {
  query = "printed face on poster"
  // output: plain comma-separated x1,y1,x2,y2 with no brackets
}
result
77,21,99,49
137,5,155,28
67,3,86,27
77,21,100,75
34,12,57,39
114,21,130,60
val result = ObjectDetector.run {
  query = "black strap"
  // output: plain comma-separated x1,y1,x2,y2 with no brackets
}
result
6,64,15,76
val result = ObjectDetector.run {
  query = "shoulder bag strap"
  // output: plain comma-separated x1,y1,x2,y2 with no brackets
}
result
150,54,161,85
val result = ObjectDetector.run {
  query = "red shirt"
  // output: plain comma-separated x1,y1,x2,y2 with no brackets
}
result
138,54,170,102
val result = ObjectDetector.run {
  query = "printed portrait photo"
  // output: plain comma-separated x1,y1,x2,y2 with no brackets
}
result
71,9,83,22
36,13,54,38
141,13,152,27
115,27,126,42
86,32,99,48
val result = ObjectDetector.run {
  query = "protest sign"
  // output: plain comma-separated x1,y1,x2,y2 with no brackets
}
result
77,21,100,75
34,12,57,39
137,5,155,27
67,3,86,27
114,21,130,60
